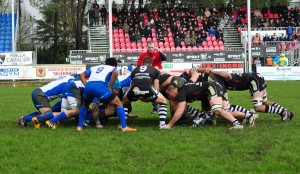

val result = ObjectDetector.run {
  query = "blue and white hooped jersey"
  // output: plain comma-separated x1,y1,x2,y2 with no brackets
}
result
118,73,131,88
85,65,116,83
40,75,75,101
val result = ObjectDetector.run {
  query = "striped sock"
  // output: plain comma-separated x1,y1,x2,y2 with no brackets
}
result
159,104,167,125
232,119,240,126
265,105,285,114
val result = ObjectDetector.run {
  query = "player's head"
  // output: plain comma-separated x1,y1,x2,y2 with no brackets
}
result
165,82,178,100
147,41,155,53
142,56,152,66
105,57,118,67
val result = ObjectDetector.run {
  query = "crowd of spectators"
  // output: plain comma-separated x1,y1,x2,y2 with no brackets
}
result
111,2,228,51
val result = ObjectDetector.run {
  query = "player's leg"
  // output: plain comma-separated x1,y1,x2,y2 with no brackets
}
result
210,97,243,130
154,94,168,127
47,96,80,129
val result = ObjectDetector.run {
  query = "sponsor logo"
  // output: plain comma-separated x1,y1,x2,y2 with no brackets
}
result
172,53,184,57
0,54,5,65
213,52,225,56
0,68,19,76
227,54,241,59
36,67,46,77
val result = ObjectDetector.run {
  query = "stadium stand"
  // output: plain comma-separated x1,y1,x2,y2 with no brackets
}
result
0,13,17,53
110,3,226,53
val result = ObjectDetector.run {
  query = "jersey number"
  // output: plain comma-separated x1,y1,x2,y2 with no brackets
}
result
96,67,104,73
140,66,147,72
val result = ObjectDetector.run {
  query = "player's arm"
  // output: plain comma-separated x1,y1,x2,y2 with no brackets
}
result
108,70,118,90
166,101,186,128
158,51,167,61
79,71,89,86
153,79,159,91
210,69,232,81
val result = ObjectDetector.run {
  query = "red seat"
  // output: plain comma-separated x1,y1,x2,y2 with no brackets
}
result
213,41,218,47
207,36,211,41
141,37,146,43
274,13,279,18
219,46,225,51
113,29,118,34
207,41,213,47
208,46,214,51
164,42,169,48
218,40,224,46
170,46,176,52
211,36,216,41
159,42,164,47
164,37,169,43
181,46,187,52
214,46,220,51
202,41,207,46
147,37,152,41
160,48,166,52
131,42,137,48
269,13,274,18
198,46,204,52
175,46,181,52
169,41,175,47
203,46,209,51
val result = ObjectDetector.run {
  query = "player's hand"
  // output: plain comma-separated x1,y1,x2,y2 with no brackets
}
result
159,124,171,129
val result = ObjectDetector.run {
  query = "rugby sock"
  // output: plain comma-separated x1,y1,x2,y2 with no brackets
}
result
153,103,158,111
265,105,285,114
51,100,62,112
78,106,88,127
116,106,127,128
186,105,207,118
229,105,247,113
229,105,253,119
124,106,129,117
232,119,240,126
50,112,67,124
159,104,167,125
272,103,287,111
37,112,54,122
85,112,94,121
23,115,35,122
24,111,39,117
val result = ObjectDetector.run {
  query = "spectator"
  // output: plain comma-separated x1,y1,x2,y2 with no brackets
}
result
254,56,261,72
88,7,95,27
93,5,100,25
280,34,288,41
270,3,276,14
208,26,216,37
265,55,273,66
184,34,192,46
195,34,203,47
279,53,288,66
269,19,275,27
262,5,268,16
157,31,165,43
144,25,152,38
204,8,211,18
112,20,118,29
201,30,207,41
190,34,196,46
271,33,279,42
273,54,280,66
130,33,137,43
100,5,107,25
123,22,130,33
135,30,142,43
287,26,293,36
252,33,261,45
263,34,271,43
130,5,137,14
174,35,182,48
218,4,226,15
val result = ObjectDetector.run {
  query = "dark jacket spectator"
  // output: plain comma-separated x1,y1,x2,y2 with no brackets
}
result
100,5,107,25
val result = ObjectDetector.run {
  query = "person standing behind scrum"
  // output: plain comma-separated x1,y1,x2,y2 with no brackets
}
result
137,41,167,114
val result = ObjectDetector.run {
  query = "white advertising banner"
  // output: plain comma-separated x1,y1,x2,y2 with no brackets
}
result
0,51,33,65
162,63,193,75
0,65,86,80
257,66,300,80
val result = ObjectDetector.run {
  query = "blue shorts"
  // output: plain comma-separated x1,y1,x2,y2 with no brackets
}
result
84,81,115,103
